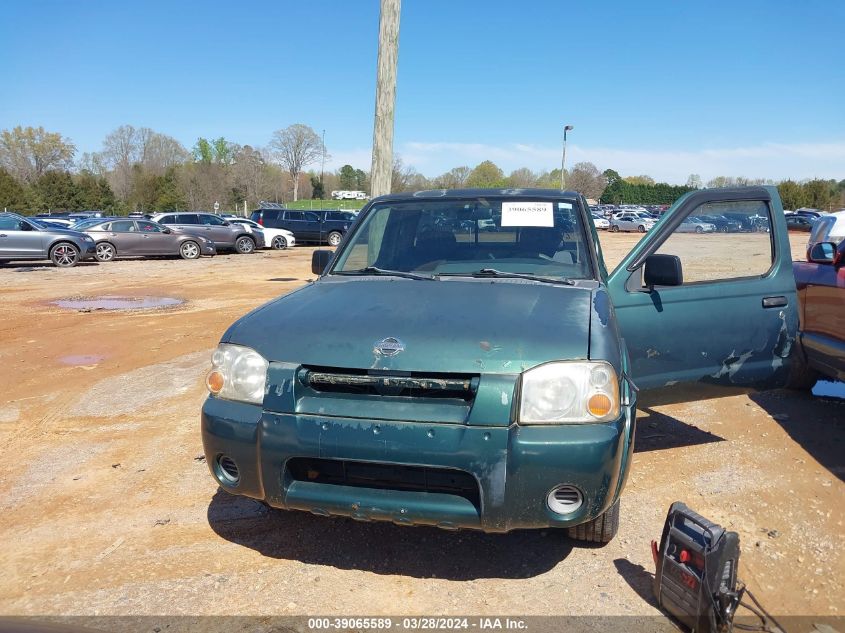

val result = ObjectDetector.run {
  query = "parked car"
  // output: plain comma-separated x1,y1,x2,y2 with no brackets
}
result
697,214,743,233
785,215,815,232
677,217,717,233
790,239,845,386
794,209,823,219
201,186,797,544
808,211,845,244
81,218,216,261
0,212,97,267
250,208,354,246
149,212,263,253
229,219,296,249
723,212,769,232
591,213,610,230
609,212,656,233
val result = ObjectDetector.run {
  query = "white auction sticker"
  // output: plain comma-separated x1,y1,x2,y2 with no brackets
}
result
501,201,554,227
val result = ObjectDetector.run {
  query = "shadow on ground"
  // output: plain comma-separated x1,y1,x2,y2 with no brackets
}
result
634,407,725,453
750,386,845,482
207,489,577,580
614,558,658,609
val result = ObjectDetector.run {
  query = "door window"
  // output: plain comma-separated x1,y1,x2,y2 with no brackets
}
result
200,214,227,226
651,200,774,284
110,220,137,232
304,212,320,223
137,221,163,232
285,212,304,221
176,214,200,225
0,217,20,230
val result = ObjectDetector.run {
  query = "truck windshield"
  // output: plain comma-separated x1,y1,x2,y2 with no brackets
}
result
331,197,595,281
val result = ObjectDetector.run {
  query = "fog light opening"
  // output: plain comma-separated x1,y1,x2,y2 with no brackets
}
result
216,455,240,485
547,485,583,515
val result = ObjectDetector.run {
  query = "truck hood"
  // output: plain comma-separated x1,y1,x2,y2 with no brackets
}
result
224,278,593,375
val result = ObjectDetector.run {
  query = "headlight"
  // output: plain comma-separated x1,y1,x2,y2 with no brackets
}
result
519,361,620,424
206,344,268,405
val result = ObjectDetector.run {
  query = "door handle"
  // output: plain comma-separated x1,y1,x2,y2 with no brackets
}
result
762,296,788,308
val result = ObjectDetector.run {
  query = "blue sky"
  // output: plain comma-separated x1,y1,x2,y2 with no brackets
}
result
1,0,843,183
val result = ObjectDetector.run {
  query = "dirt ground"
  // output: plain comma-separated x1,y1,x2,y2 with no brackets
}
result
1,231,843,624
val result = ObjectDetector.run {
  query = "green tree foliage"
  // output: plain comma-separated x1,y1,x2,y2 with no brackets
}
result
802,179,832,210
310,175,325,199
777,180,807,210
338,164,357,189
31,171,78,211
0,126,76,183
74,171,118,211
192,138,215,163
0,168,29,210
466,160,505,188
600,168,693,204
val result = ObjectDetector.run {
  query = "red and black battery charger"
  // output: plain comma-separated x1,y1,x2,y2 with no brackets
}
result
652,502,742,633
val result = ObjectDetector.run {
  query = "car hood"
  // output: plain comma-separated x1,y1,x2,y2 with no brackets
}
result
223,278,594,374
44,227,90,238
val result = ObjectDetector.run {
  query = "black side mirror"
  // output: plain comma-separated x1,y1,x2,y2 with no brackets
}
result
162,228,172,234
808,242,835,264
19,221,33,231
312,250,333,275
644,254,683,288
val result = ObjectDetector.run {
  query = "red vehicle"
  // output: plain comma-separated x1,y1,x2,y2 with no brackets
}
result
790,239,845,386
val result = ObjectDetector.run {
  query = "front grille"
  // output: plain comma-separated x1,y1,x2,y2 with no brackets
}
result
300,366,479,401
286,457,480,509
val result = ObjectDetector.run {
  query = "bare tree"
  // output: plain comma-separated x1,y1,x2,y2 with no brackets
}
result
269,124,323,201
507,167,537,188
0,126,76,183
567,162,608,200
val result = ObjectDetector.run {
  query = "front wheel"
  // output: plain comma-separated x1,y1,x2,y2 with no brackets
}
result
637,225,646,233
695,226,703,234
567,499,620,544
610,225,619,233
235,236,255,254
50,243,80,268
327,231,343,247
271,235,288,250
95,242,116,262
180,240,201,260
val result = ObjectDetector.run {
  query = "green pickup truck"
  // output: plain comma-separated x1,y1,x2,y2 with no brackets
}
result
201,187,797,543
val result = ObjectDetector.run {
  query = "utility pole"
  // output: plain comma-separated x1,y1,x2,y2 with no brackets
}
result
320,128,326,199
369,0,401,198
560,125,573,190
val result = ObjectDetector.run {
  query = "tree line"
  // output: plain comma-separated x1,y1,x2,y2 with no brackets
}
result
0,125,842,214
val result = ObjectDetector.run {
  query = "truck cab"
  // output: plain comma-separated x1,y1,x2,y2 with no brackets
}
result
203,187,797,543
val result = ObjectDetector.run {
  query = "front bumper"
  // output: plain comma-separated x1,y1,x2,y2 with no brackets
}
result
201,397,636,532
82,244,96,261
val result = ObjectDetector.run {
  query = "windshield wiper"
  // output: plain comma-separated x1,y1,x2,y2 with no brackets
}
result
332,266,436,281
442,268,576,286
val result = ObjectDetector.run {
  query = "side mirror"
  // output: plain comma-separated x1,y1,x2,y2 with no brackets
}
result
312,250,333,275
807,242,835,264
644,254,683,288
162,228,172,234
19,221,33,231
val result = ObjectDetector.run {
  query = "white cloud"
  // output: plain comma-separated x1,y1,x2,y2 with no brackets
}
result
330,140,845,185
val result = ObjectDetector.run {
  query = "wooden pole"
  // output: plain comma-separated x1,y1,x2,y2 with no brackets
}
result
369,0,401,198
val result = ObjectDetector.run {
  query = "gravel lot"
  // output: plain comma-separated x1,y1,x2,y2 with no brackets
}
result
0,232,842,625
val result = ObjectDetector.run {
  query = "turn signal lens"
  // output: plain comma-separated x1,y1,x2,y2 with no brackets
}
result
588,393,612,417
207,370,225,394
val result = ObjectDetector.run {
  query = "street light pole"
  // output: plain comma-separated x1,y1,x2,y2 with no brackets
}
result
560,124,574,190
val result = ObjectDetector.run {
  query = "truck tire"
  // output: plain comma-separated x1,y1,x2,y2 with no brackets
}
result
785,342,819,391
235,236,255,254
327,231,342,247
567,499,620,544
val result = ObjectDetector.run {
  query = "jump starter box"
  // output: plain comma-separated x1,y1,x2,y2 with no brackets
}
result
653,502,741,633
